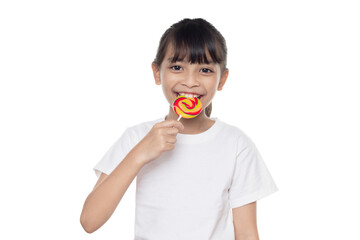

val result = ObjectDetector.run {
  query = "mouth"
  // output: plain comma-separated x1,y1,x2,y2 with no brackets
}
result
174,92,204,100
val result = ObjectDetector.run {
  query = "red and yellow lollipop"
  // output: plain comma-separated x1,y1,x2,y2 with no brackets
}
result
173,95,203,121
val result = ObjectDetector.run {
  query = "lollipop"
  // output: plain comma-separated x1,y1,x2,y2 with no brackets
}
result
173,95,203,121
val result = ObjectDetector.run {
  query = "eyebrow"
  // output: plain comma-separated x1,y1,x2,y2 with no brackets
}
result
167,58,214,65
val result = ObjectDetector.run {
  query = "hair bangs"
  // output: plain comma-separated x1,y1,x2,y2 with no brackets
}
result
168,24,224,65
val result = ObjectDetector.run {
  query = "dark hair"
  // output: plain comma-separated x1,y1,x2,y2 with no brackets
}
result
153,18,227,118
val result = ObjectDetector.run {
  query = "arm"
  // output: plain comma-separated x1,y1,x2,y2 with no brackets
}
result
80,120,184,234
80,146,145,233
232,201,259,240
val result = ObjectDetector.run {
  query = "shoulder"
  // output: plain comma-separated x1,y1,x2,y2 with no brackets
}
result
217,118,251,142
216,118,256,152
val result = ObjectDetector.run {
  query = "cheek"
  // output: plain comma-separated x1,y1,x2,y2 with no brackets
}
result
208,77,220,91
160,70,173,82
162,72,183,88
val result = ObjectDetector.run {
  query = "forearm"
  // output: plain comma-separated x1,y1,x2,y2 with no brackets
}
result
233,201,259,240
80,148,145,233
235,235,259,240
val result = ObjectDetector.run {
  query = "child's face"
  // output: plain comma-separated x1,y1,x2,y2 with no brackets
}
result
152,46,228,111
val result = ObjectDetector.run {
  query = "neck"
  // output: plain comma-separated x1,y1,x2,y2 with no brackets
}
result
165,106,214,134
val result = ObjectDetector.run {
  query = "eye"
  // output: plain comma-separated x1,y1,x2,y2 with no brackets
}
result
200,68,213,73
170,65,182,71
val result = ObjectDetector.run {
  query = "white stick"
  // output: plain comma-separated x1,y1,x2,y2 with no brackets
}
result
177,115,182,121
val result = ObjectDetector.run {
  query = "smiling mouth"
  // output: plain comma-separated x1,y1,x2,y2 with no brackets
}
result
175,92,203,99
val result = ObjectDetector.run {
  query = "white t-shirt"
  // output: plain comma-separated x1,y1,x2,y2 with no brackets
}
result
94,116,278,240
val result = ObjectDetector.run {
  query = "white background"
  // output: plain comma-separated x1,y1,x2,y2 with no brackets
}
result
1,0,359,239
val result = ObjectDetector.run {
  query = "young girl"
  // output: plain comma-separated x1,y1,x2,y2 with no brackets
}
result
80,18,278,240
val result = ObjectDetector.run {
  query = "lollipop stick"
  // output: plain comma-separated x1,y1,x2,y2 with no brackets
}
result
177,115,182,121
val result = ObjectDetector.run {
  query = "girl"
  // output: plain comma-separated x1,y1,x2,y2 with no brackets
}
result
80,18,278,240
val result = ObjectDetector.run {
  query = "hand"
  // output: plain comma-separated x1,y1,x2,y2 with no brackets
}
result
132,120,184,165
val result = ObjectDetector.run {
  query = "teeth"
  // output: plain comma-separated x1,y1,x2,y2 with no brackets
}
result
178,92,200,98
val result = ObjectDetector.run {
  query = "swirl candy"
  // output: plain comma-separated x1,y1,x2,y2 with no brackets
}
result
173,95,203,120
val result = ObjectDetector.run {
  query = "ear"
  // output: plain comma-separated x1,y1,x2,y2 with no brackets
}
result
217,68,229,91
152,63,161,85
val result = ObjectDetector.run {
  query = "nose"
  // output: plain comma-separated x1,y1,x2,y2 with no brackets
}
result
181,72,200,87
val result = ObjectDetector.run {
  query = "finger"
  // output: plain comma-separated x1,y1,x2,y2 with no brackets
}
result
166,136,177,144
166,127,180,135
165,142,175,150
157,120,184,131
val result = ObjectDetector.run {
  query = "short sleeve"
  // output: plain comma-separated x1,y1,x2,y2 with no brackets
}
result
93,127,134,178
228,134,278,208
